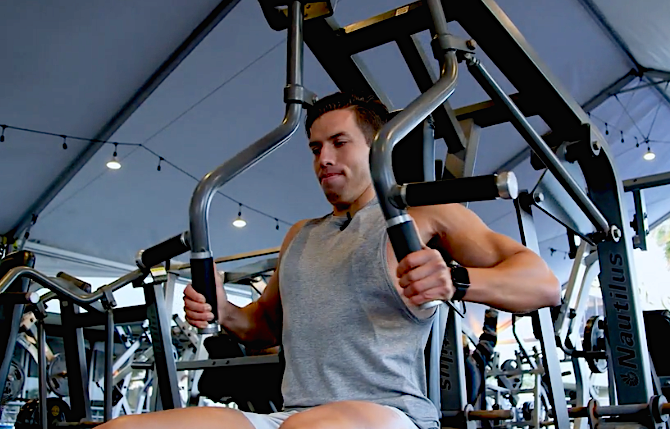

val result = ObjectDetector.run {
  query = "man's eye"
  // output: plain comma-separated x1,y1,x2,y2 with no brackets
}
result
310,147,320,154
334,140,346,147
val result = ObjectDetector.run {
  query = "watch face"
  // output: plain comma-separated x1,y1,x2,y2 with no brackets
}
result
452,266,469,285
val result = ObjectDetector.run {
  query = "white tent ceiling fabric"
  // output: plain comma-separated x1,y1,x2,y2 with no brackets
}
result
0,0,223,232
593,0,670,73
1,0,668,285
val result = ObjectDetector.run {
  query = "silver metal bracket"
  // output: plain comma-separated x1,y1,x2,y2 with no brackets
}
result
431,34,476,61
284,84,318,107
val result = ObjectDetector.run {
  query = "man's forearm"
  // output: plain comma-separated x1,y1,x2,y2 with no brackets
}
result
464,251,560,313
219,300,280,349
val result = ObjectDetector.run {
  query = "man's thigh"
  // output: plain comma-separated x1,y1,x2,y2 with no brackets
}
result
279,401,417,429
98,406,255,429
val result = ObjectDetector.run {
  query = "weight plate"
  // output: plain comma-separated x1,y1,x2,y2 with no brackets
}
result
47,353,69,397
498,359,523,391
2,361,25,403
583,316,607,373
14,398,70,429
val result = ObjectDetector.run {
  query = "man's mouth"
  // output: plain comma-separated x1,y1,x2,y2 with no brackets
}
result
320,173,342,183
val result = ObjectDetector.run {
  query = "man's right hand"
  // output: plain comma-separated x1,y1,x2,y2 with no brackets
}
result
183,268,227,329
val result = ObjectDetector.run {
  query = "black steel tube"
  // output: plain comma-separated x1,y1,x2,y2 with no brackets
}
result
104,310,114,422
188,0,304,331
466,56,609,234
38,321,48,429
0,266,143,306
138,232,190,270
402,173,517,207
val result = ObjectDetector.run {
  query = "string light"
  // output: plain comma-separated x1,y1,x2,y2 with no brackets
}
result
106,143,121,170
233,204,247,228
605,123,609,135
621,130,624,144
635,136,639,148
643,146,656,161
0,122,292,229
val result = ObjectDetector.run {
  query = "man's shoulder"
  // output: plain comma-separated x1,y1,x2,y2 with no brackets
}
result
281,219,313,250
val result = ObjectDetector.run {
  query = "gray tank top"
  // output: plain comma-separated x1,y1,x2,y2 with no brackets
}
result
279,199,440,429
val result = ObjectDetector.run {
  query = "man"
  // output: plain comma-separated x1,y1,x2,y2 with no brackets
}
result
103,93,560,429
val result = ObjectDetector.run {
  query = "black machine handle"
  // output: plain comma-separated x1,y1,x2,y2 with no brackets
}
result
399,173,518,207
137,232,191,270
0,292,39,306
387,220,424,263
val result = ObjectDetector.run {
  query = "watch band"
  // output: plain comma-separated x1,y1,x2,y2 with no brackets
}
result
450,265,470,301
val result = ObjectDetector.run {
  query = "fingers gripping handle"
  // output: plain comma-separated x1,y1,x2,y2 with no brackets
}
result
190,257,219,331
387,219,442,310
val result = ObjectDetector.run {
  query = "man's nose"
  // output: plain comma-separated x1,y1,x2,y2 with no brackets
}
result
319,144,336,167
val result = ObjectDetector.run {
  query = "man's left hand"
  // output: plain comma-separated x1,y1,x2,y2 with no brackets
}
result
397,248,455,305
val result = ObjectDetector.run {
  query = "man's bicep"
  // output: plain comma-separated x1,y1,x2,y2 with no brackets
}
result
434,204,527,268
256,269,282,336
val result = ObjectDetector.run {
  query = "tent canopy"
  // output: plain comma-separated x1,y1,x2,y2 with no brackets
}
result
1,0,669,284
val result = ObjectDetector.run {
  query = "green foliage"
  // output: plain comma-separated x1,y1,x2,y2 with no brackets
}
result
654,218,670,265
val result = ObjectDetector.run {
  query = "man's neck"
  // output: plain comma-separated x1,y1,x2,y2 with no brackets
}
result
332,185,376,217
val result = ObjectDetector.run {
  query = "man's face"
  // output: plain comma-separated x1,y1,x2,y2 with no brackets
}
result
308,108,372,207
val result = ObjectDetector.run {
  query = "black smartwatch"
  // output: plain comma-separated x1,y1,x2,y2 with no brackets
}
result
450,265,470,301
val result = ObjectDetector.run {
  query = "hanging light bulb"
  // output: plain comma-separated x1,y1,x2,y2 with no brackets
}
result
605,123,609,135
0,125,6,142
643,146,656,161
157,157,163,171
233,204,247,228
61,135,68,150
275,218,279,231
106,143,121,170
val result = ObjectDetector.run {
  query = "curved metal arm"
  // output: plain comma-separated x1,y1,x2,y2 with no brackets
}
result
370,53,458,249
370,53,457,310
0,266,143,306
188,0,306,332
371,52,458,226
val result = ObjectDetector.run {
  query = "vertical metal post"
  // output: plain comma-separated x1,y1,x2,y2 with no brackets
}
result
164,272,178,319
60,300,92,421
143,283,181,409
514,192,570,429
38,320,48,429
427,305,444,410
631,189,648,251
440,307,467,419
576,143,654,406
104,309,115,422
533,373,542,429
572,356,590,429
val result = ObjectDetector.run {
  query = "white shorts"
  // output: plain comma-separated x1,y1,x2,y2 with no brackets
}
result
241,406,417,429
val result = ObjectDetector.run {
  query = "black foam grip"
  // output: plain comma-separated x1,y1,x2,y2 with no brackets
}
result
387,220,423,262
191,257,218,323
404,174,500,207
141,233,189,269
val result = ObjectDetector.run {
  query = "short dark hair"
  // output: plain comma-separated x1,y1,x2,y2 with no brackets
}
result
305,92,390,145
